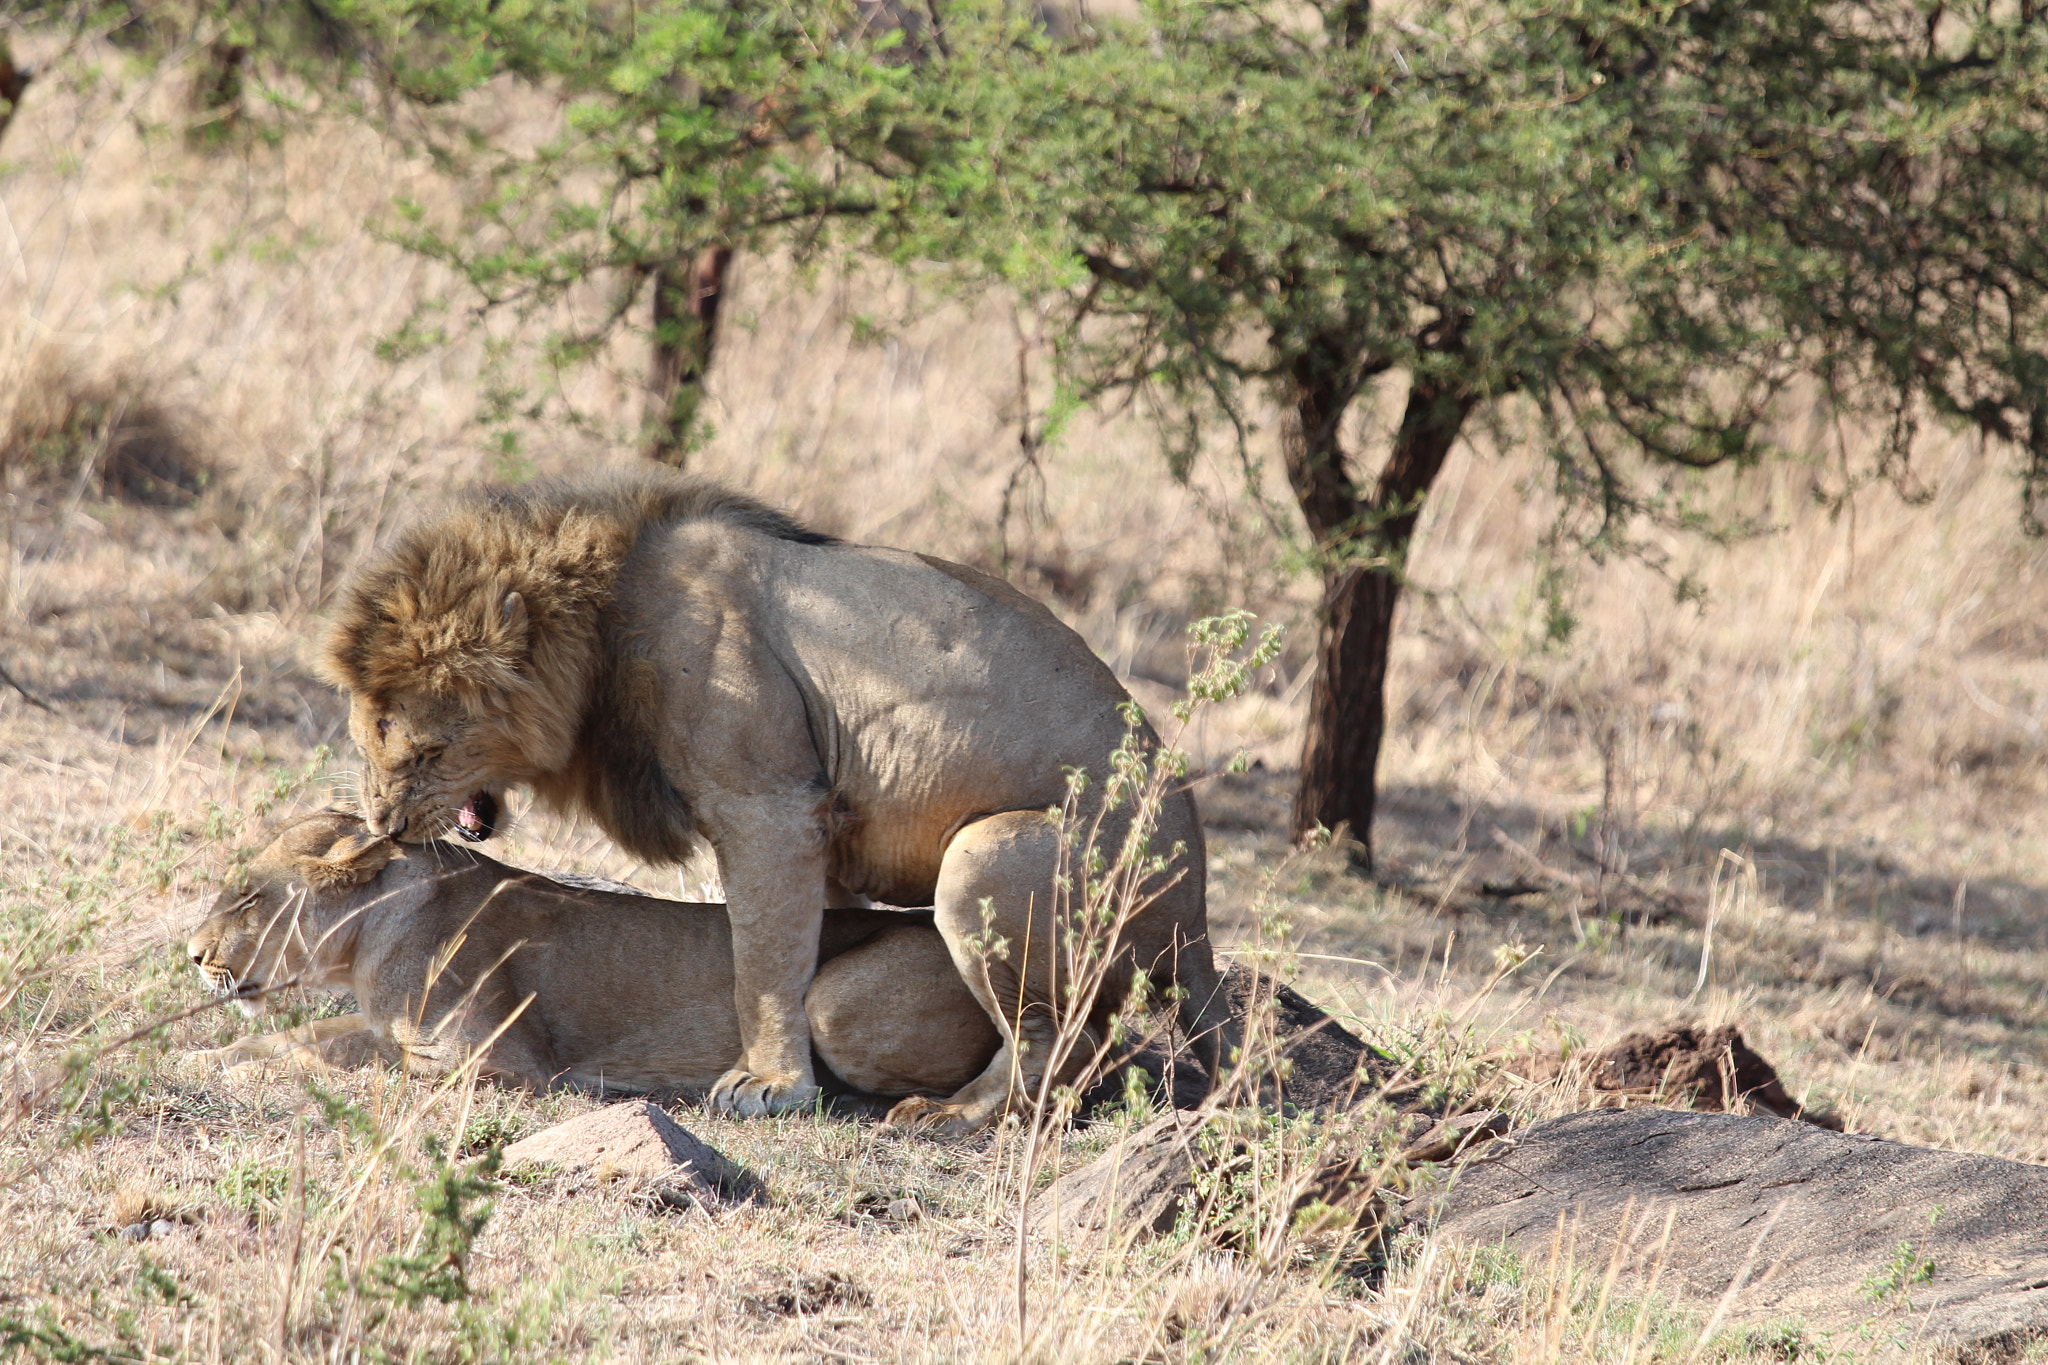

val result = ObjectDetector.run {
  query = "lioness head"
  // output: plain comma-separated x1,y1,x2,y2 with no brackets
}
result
189,811,396,1009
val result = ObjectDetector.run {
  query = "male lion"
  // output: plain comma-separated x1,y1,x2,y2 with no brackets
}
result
188,810,1002,1097
320,470,1228,1128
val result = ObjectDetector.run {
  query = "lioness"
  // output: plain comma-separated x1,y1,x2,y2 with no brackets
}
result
320,470,1228,1127
188,810,1001,1097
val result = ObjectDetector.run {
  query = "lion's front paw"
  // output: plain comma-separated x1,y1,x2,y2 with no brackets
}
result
876,1095,997,1138
708,1068,820,1117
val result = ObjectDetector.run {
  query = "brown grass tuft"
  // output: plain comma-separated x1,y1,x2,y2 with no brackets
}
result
2,347,205,507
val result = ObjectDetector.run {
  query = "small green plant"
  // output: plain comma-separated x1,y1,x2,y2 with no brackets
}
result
0,1260,193,1363
215,1155,292,1216
1173,1107,1394,1274
133,1259,193,1308
1861,1238,1937,1306
459,1111,530,1158
309,1084,499,1320
0,1308,133,1364
1739,1321,1822,1362
369,1136,500,1307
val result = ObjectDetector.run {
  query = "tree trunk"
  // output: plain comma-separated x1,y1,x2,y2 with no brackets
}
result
643,245,735,467
1287,375,1473,866
187,39,249,148
0,41,31,151
1296,560,1400,858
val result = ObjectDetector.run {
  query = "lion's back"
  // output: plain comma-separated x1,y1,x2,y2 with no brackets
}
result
792,542,1135,764
630,528,1190,903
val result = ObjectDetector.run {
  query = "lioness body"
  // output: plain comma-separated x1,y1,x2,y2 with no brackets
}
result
189,812,1000,1096
322,473,1228,1127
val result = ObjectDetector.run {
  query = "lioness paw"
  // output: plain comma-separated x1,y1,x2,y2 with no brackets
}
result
707,1068,820,1118
876,1096,997,1138
180,1042,318,1073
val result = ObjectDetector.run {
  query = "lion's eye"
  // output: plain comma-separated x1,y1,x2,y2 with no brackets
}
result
375,717,392,740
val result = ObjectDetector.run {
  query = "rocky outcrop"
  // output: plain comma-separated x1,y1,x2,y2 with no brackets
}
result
1430,1108,2048,1361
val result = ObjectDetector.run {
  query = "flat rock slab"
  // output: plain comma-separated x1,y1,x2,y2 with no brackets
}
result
500,1102,746,1207
1075,967,1398,1117
1033,1105,1417,1254
1431,1108,2048,1361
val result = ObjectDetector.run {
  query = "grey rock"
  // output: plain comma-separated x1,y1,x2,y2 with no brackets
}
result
1428,1108,2048,1361
147,1219,176,1239
500,1101,749,1207
1081,967,1403,1118
118,1222,150,1243
1033,1106,1402,1254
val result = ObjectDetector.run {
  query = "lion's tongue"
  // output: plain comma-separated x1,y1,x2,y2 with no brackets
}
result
458,799,484,834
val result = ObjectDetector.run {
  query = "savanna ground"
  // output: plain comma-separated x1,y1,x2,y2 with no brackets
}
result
6,34,2048,1364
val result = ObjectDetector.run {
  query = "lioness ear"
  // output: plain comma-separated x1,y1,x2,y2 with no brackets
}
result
303,833,398,889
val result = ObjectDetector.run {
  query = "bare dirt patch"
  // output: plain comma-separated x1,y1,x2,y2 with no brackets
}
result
1518,1022,1843,1129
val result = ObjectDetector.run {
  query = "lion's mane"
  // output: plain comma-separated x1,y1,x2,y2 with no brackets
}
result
320,470,833,862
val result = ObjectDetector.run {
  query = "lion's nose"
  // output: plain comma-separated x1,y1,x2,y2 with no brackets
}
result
189,950,203,966
361,801,399,838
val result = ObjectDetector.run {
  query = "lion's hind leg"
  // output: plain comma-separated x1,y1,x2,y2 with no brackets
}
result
882,811,1110,1136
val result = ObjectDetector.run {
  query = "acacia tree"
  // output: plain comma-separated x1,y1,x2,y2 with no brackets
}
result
286,0,931,463
12,0,787,455
883,0,2048,864
218,0,2048,862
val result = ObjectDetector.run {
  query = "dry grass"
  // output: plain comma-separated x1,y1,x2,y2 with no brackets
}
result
3,32,2048,1363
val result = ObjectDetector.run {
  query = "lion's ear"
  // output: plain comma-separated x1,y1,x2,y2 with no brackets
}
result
452,589,528,689
302,833,397,889
442,589,532,700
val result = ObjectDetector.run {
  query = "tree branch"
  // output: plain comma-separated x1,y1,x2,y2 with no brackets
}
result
1082,252,1150,291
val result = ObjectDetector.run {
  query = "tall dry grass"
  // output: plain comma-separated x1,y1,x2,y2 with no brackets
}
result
2,31,2047,1364
1395,424,2048,881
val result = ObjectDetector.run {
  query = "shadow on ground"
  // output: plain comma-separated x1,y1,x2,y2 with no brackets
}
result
1202,765,2048,953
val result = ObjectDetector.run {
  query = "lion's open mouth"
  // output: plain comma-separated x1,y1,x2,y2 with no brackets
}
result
454,791,500,842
